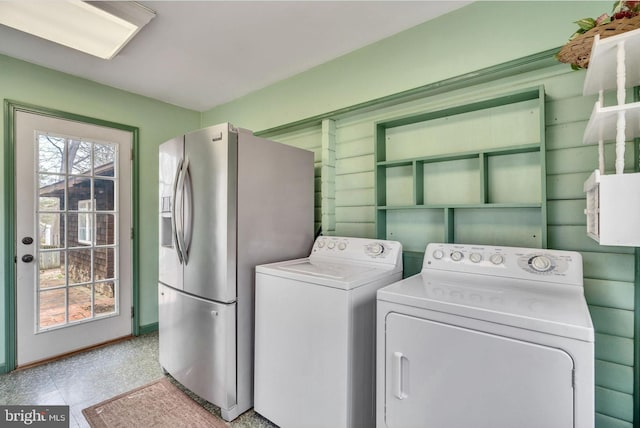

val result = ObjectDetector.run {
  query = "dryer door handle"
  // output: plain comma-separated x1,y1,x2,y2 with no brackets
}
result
392,351,408,400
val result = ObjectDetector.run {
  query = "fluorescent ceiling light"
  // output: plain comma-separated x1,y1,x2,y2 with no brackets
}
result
0,1,155,60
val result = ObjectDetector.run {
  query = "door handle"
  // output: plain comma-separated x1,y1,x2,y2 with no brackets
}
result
175,158,189,264
182,161,193,262
171,158,184,264
392,351,408,400
22,254,34,263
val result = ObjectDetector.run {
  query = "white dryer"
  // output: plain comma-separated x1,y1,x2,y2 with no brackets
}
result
254,236,403,428
376,243,594,428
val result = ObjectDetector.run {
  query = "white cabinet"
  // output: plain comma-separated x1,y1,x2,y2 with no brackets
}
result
582,28,640,246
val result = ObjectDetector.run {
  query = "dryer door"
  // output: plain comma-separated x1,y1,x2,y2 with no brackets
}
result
383,313,574,428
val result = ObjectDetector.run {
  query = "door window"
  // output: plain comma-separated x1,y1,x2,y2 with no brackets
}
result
36,132,119,330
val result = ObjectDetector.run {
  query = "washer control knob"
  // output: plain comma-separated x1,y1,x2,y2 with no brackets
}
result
338,242,347,250
317,240,325,248
327,241,336,249
489,254,504,265
470,253,483,263
369,242,384,255
450,251,463,262
433,249,445,260
530,255,553,272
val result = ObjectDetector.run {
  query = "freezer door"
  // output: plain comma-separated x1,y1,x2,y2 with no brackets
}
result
182,124,237,302
158,136,184,290
158,283,237,412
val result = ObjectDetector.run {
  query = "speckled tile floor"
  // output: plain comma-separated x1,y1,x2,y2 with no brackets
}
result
0,332,277,427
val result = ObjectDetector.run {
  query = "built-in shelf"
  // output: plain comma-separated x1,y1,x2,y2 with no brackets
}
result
375,86,547,262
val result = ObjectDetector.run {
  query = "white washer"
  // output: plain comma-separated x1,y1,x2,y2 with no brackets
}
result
254,236,403,428
376,243,594,428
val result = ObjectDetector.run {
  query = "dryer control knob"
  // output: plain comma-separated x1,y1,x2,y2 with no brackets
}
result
317,240,325,248
470,253,483,263
489,254,504,265
369,243,384,256
450,251,463,262
530,255,553,272
433,249,444,260
338,242,347,250
327,241,336,249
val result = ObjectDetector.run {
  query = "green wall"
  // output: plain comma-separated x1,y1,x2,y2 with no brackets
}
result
0,54,201,368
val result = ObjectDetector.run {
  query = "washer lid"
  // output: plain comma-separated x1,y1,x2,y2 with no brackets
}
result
377,270,594,342
256,258,400,290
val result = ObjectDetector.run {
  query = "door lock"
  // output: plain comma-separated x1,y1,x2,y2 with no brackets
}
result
21,254,34,263
21,237,33,245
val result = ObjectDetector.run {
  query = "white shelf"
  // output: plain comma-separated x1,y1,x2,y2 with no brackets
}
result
583,170,640,246
582,28,640,246
582,100,640,144
583,28,640,95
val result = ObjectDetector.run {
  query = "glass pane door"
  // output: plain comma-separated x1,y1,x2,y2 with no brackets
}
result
37,132,119,331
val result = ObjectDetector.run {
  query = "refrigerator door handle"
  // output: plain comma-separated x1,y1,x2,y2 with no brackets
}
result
183,160,193,262
175,157,189,264
172,158,184,264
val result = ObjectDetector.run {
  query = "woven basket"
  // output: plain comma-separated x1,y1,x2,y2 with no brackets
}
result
557,14,640,68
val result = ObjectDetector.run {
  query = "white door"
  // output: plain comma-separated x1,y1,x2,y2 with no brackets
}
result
15,110,133,366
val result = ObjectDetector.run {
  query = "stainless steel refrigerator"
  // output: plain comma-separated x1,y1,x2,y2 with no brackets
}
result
158,123,314,421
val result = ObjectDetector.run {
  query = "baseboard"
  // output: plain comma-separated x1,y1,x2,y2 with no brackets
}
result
0,363,6,374
139,322,158,335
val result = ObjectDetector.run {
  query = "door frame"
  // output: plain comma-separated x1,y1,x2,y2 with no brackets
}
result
3,100,140,372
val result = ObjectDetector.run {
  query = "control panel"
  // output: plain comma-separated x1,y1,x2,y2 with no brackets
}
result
311,236,402,266
423,243,583,286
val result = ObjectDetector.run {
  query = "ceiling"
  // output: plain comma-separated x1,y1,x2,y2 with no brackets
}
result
0,1,471,112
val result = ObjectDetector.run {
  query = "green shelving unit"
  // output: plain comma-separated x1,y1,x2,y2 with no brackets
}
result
374,86,547,276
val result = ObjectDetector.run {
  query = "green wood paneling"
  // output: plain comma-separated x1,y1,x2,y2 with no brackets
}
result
589,306,634,338
335,206,375,223
546,95,597,124
336,139,372,158
335,188,374,207
385,209,445,252
595,333,634,366
547,172,592,199
334,172,374,191
584,279,634,311
547,143,635,175
541,70,587,100
487,152,541,203
546,121,588,150
582,253,636,283
596,412,633,428
548,226,634,254
596,386,633,422
547,199,586,225
335,154,374,175
335,222,374,238
596,360,634,395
